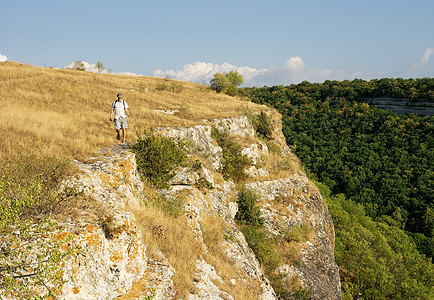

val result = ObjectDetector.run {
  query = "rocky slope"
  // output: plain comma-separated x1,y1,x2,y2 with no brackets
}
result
7,110,341,299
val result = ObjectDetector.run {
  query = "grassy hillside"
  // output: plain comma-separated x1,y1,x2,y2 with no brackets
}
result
1,62,275,298
0,61,264,160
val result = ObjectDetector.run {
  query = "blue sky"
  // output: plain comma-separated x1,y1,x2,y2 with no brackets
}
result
1,0,433,86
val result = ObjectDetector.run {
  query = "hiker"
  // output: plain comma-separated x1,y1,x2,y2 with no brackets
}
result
109,93,131,143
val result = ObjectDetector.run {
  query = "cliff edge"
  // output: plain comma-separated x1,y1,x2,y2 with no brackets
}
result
3,109,341,299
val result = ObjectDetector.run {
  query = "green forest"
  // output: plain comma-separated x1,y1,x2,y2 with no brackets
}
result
243,78,433,299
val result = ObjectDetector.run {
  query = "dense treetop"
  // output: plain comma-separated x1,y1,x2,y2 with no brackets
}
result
243,77,433,299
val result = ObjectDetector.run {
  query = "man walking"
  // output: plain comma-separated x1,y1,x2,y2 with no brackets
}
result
110,93,131,144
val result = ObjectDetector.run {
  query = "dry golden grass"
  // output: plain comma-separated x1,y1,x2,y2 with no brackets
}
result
130,183,260,298
124,181,200,298
0,61,266,160
132,205,203,299
201,214,261,299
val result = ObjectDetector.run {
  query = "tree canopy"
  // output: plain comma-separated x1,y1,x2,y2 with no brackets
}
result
243,78,434,299
210,70,244,96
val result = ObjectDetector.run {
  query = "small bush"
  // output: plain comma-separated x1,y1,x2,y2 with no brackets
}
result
234,185,280,272
70,60,85,71
211,128,251,182
234,185,311,297
0,153,74,227
235,186,263,227
156,76,183,93
130,131,187,189
210,71,243,96
243,109,273,140
253,111,272,140
240,225,281,272
284,224,313,243
0,153,77,297
266,141,281,154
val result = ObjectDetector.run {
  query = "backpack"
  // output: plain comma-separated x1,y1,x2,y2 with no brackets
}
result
113,99,126,111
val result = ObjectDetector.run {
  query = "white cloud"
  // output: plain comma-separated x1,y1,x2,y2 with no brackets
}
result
284,56,305,71
0,53,8,62
154,61,266,85
64,57,381,87
249,57,335,86
64,61,105,73
154,57,345,87
410,47,434,72
64,61,144,76
116,71,144,76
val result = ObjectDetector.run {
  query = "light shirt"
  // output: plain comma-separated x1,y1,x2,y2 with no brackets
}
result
111,100,129,119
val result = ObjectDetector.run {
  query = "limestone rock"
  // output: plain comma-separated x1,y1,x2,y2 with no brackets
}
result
246,174,342,299
119,258,176,299
64,144,144,210
207,115,255,138
189,259,233,300
59,211,147,299
169,167,200,186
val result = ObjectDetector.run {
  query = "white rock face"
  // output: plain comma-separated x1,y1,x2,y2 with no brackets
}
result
208,115,256,138
60,211,147,299
64,144,144,210
189,260,233,300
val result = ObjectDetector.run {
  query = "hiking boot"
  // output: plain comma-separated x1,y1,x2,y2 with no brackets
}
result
116,132,120,140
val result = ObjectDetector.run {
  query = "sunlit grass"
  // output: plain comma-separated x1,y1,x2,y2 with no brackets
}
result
0,61,265,160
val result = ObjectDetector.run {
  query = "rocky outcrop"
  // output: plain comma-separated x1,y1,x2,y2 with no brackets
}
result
10,110,341,299
246,176,341,299
151,111,341,299
59,211,147,299
56,145,168,299
362,97,434,116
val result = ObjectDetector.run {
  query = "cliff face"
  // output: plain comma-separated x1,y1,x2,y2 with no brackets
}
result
363,97,434,116
35,110,341,299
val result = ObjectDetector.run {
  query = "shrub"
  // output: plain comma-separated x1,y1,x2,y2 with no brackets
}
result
156,76,183,93
211,128,251,182
252,111,273,140
266,141,281,154
130,131,187,189
241,225,281,271
234,185,314,298
235,186,263,227
70,60,85,71
210,71,243,96
0,153,74,227
242,109,273,140
0,153,77,298
234,185,275,267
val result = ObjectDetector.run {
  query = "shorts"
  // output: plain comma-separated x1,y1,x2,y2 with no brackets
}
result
114,117,128,129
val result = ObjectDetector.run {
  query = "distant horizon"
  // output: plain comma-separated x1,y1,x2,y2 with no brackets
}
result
1,0,433,87
3,57,434,89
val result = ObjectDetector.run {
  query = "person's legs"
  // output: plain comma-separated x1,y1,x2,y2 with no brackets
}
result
114,118,121,140
121,128,126,143
119,117,128,143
